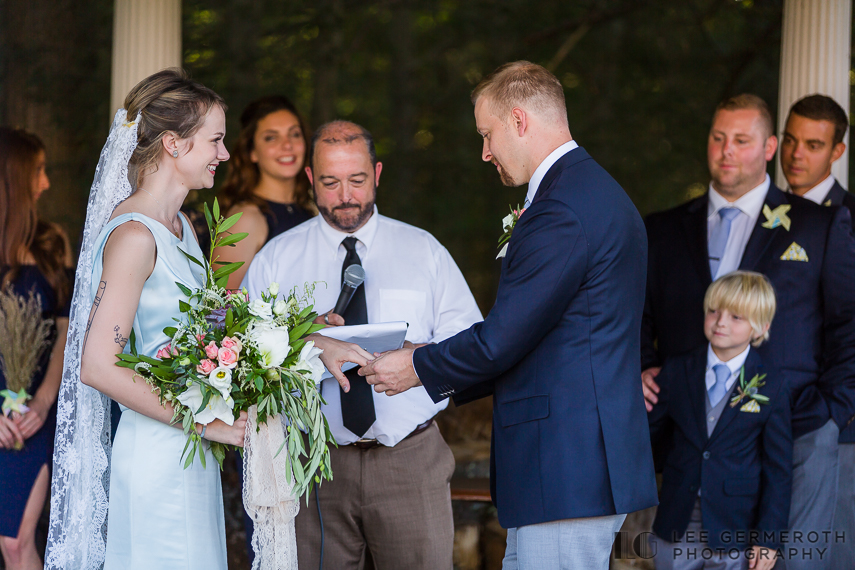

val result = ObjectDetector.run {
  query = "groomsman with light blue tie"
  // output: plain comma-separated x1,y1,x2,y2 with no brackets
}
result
642,94,855,569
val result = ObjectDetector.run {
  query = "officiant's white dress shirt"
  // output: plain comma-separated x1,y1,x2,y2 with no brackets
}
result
242,206,482,446
707,174,770,279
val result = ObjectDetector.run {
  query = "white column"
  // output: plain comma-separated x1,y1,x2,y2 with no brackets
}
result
777,0,852,189
110,0,182,114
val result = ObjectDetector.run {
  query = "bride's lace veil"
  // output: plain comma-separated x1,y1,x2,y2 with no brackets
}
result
44,108,140,569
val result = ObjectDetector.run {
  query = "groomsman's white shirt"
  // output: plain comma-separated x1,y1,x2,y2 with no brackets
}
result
788,174,836,205
707,174,770,279
242,206,483,446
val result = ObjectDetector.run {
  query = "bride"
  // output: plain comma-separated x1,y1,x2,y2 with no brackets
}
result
45,69,371,570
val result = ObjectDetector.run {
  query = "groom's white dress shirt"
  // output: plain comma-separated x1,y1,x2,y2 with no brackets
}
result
243,206,482,446
525,140,579,206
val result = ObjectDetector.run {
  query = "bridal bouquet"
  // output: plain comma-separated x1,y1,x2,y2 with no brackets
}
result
114,200,334,501
0,286,54,449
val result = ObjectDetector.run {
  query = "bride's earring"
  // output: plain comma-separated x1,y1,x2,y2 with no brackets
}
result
172,150,179,158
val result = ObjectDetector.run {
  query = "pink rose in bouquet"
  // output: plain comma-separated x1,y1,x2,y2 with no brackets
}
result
196,358,217,375
217,346,238,369
204,341,219,360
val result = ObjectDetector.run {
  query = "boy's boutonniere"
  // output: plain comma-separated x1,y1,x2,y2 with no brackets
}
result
497,204,526,259
729,367,769,412
761,204,791,231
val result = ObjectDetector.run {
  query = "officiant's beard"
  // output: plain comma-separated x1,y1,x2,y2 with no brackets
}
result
318,199,375,232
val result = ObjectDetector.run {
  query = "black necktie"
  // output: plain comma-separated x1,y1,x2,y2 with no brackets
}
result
339,237,375,437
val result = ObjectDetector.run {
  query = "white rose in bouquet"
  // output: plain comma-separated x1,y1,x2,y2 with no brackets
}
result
208,366,233,393
291,340,325,385
250,323,291,368
177,382,235,426
248,299,273,320
273,299,288,316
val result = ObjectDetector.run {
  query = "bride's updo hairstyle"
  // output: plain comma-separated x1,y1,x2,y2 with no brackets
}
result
124,68,226,187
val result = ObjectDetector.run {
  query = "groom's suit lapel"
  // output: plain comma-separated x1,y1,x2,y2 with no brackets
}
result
739,185,787,272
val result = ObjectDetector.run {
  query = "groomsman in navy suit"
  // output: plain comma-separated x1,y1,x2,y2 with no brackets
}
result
642,94,855,570
780,95,855,218
360,61,658,569
779,93,855,569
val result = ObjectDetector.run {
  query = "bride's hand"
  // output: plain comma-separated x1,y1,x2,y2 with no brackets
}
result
308,333,374,393
201,410,248,447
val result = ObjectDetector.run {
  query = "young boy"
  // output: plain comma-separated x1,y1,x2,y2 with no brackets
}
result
647,271,792,570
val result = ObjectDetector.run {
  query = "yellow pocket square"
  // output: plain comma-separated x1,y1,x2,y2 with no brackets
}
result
780,242,809,262
740,400,761,413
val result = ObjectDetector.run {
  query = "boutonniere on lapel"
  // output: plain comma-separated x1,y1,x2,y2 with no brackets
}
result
761,204,792,231
780,242,809,262
496,204,526,259
729,367,769,413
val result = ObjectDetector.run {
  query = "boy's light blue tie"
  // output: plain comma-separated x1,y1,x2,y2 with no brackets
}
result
523,197,531,209
708,208,740,278
709,363,730,407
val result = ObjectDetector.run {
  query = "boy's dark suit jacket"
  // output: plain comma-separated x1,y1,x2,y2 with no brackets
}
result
414,147,659,529
648,347,792,550
642,184,855,440
826,180,855,442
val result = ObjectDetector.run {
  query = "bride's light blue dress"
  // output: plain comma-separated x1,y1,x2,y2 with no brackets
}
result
90,213,227,569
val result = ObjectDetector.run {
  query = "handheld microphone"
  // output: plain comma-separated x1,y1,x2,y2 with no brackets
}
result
333,264,365,316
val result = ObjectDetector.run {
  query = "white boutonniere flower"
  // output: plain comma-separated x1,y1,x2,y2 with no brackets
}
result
497,204,526,259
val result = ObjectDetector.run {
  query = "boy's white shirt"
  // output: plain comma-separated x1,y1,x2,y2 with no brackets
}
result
705,343,751,393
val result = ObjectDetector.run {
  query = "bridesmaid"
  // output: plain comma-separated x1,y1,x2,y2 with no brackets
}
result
215,96,315,289
0,128,72,569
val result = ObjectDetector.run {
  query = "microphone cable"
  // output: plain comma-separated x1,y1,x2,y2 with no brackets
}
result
315,479,325,570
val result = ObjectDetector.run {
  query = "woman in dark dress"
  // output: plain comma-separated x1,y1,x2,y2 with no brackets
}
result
0,128,71,569
215,96,315,289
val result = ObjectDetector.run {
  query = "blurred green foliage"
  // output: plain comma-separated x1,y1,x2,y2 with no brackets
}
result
4,0,837,311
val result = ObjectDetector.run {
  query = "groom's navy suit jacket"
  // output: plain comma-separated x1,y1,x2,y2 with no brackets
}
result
414,147,659,529
642,184,855,441
648,347,792,550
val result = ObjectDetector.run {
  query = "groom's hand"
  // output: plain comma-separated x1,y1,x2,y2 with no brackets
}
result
359,347,422,396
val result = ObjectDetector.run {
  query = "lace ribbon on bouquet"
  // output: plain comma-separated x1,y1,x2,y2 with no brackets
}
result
45,109,140,570
243,405,300,570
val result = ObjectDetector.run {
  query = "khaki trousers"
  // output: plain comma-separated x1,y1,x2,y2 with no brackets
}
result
295,422,455,570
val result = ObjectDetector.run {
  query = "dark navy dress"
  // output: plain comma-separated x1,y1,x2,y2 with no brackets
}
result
0,265,69,537
260,200,312,240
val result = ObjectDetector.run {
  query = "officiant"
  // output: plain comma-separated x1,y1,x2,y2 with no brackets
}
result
241,120,482,569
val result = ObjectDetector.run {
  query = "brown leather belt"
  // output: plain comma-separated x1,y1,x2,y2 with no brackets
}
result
350,419,434,450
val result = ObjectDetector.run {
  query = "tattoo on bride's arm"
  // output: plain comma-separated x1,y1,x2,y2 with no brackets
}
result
113,325,129,349
82,280,107,354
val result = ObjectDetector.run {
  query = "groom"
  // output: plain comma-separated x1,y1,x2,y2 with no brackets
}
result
360,61,658,568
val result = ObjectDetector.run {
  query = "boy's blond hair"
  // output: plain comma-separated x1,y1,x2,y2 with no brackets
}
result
703,271,776,347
